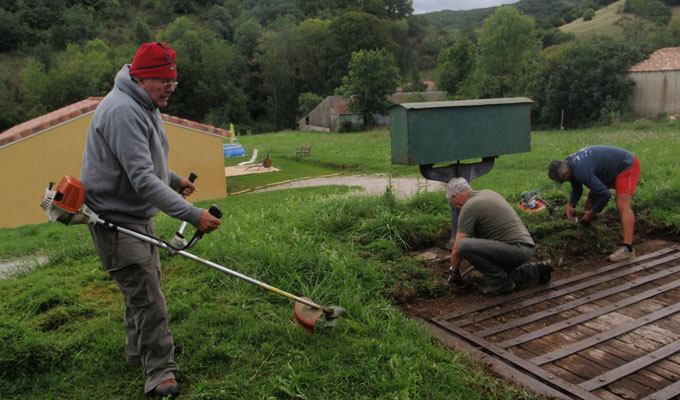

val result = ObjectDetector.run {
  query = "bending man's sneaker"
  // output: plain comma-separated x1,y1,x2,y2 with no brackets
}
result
607,246,636,262
537,260,553,284
152,378,179,398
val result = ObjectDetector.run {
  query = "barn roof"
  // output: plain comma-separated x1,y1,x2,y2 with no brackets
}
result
629,47,680,72
330,105,351,114
0,97,231,147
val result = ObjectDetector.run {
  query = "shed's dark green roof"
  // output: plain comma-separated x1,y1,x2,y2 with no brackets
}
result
389,97,533,110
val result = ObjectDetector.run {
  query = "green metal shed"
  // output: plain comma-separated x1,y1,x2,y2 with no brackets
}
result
389,97,533,166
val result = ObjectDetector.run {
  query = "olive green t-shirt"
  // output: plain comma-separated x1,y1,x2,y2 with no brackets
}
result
457,190,535,245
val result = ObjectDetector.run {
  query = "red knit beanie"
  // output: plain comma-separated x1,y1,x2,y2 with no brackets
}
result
130,42,177,79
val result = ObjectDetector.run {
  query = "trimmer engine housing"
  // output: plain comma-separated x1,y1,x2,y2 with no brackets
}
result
40,176,99,225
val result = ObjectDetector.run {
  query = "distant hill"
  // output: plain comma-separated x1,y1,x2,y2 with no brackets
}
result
423,0,588,30
560,0,680,39
559,0,626,39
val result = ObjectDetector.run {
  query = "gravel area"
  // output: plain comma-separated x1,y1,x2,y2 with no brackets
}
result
250,174,446,198
0,256,48,279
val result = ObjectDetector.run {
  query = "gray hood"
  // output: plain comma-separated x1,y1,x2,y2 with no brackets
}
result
80,65,202,226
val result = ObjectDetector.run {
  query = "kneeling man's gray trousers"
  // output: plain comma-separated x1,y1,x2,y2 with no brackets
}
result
458,238,540,285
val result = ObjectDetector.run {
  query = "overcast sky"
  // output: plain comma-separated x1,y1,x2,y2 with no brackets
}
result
413,0,520,14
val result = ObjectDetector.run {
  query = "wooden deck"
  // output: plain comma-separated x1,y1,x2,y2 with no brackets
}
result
426,246,680,400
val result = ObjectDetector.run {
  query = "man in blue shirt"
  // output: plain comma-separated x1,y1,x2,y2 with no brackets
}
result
548,146,641,262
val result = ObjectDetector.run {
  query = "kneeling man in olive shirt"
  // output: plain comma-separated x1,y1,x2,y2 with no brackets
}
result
447,178,551,296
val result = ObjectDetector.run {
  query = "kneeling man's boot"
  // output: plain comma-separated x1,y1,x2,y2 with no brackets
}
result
481,277,515,296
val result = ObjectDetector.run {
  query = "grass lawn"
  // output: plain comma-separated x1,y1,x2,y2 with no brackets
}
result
2,119,680,399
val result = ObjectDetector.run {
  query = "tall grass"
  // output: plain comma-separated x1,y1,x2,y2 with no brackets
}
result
0,186,535,399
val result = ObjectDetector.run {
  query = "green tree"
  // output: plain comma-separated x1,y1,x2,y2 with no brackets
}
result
255,28,298,129
328,11,397,89
0,9,29,51
298,92,324,117
206,5,233,41
624,0,671,24
616,15,655,43
133,16,152,44
667,16,680,45
336,48,399,126
49,5,95,48
530,37,644,128
289,18,333,95
437,36,476,95
472,6,541,97
385,0,414,19
158,17,249,127
234,18,264,59
583,8,596,21
19,39,121,117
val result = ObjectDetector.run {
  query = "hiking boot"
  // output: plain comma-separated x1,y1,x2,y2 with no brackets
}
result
152,378,179,398
607,246,636,262
537,260,553,284
480,278,515,296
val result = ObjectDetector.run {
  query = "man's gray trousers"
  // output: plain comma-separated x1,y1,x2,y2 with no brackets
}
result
89,221,178,394
458,238,540,285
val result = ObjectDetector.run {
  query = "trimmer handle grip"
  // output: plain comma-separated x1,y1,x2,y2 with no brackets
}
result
179,172,198,196
208,204,223,219
192,204,223,242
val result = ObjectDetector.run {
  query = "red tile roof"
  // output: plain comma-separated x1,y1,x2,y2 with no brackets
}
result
0,97,231,147
629,47,680,72
330,105,350,114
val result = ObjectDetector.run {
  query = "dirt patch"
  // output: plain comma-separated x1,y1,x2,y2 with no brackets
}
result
401,238,680,321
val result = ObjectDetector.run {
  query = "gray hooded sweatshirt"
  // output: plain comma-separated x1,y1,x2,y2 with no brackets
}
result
80,65,202,226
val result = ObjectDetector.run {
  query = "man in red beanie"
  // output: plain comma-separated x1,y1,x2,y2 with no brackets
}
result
81,42,222,398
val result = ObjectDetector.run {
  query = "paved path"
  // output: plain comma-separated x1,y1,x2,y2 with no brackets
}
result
0,256,48,278
250,175,446,198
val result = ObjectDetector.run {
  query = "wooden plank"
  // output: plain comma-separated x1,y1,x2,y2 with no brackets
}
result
545,324,675,395
607,379,655,400
498,280,680,348
581,348,672,391
432,318,602,400
458,255,680,329
413,318,573,400
595,341,680,382
640,380,680,400
593,388,625,400
441,247,678,321
531,302,680,365
579,340,680,391
445,249,680,325
554,353,610,382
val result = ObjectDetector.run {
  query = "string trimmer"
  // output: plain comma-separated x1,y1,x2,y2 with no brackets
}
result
40,176,344,333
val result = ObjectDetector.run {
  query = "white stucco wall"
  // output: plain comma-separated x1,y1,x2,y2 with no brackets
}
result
629,70,680,117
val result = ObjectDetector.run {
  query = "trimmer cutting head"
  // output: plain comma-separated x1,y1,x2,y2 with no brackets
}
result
294,297,345,333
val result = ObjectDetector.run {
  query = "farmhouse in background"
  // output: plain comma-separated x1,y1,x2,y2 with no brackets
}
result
628,47,680,117
0,97,231,228
298,80,446,132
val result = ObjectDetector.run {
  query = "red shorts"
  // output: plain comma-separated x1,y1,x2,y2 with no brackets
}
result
606,156,640,195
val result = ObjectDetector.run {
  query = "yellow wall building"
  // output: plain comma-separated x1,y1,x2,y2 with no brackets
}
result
0,97,230,229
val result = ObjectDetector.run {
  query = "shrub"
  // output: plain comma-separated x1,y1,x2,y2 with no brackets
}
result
339,119,363,133
583,8,596,21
